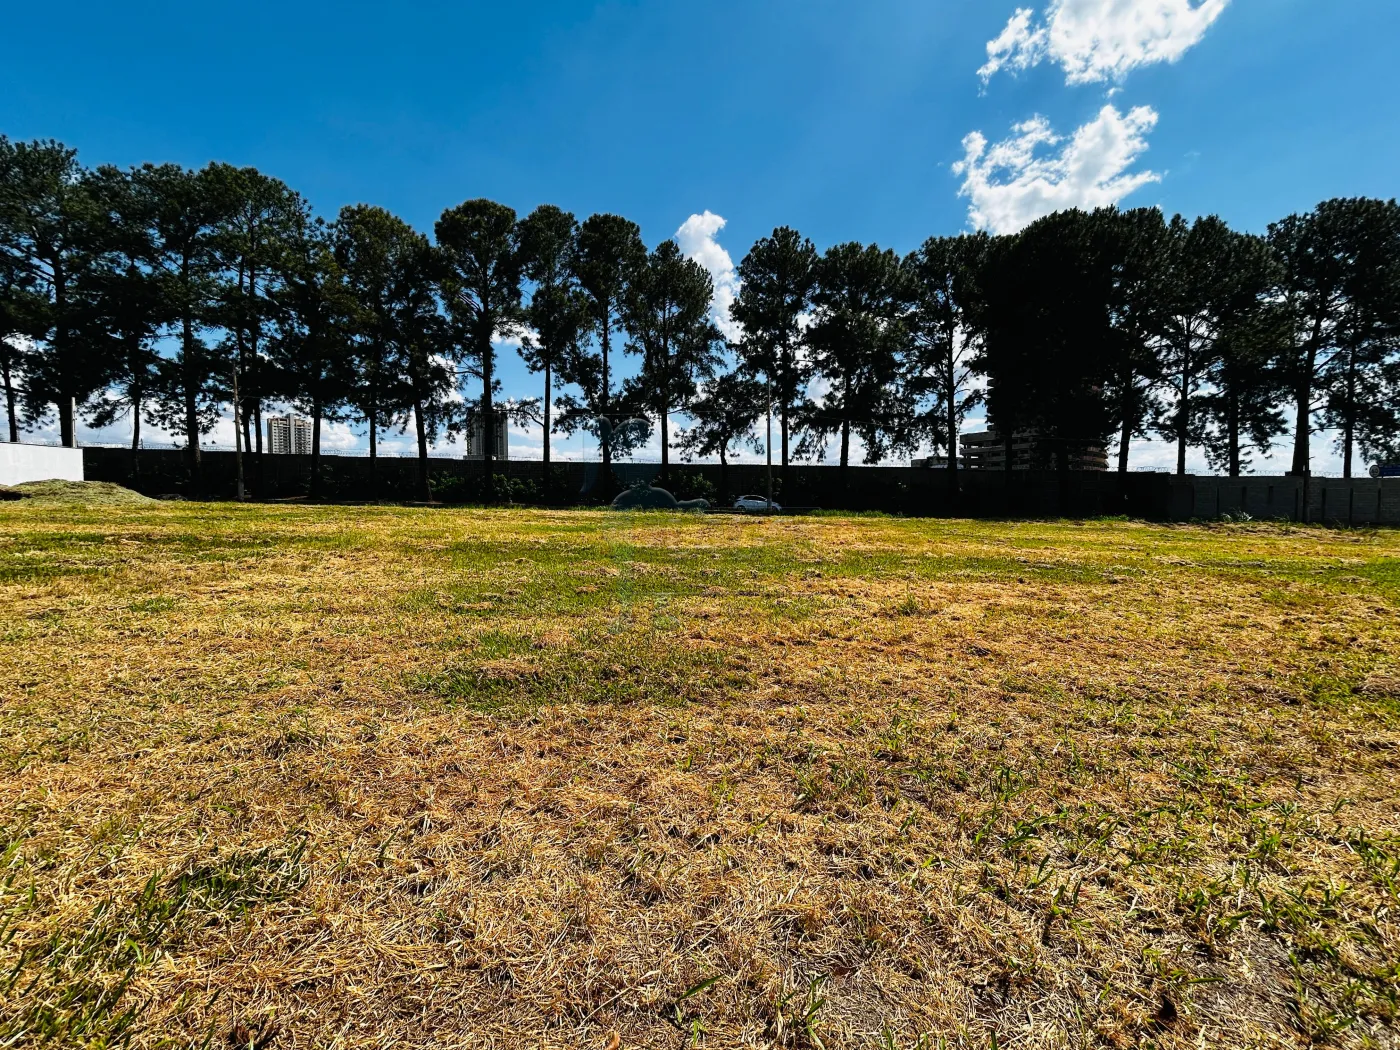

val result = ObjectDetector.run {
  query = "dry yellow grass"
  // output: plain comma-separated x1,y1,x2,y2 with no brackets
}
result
0,503,1397,1049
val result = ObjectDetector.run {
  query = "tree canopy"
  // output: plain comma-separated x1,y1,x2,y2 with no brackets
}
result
4,132,1400,499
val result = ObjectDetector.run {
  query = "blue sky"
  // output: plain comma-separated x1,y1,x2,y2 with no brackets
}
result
5,0,1398,471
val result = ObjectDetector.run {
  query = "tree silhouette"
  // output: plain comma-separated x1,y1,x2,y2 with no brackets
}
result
79,165,166,470
808,242,913,475
139,163,231,492
979,210,1118,481
1267,199,1399,478
518,205,587,483
679,370,763,503
1318,200,1400,476
1156,215,1249,476
1102,207,1170,473
0,251,28,442
730,227,818,480
622,239,724,480
573,213,645,476
436,199,524,500
0,137,105,447
390,239,454,502
335,204,426,495
268,212,355,500
209,164,302,494
1199,294,1290,477
905,232,989,488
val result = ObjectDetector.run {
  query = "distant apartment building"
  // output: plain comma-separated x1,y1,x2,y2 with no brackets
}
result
960,429,1109,471
465,413,509,461
267,414,313,455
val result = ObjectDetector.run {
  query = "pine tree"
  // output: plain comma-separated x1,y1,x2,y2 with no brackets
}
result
621,240,724,480
268,212,356,499
0,137,106,446
139,163,231,493
807,243,913,475
79,165,166,471
436,199,525,501
730,227,818,480
571,214,645,476
678,370,763,503
518,205,588,482
208,164,303,494
904,232,990,486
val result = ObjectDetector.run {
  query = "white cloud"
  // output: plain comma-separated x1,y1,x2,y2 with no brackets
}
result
492,324,534,350
675,211,742,342
980,0,1229,85
954,104,1161,234
979,8,1049,82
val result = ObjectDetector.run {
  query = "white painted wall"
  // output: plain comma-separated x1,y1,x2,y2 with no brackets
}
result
0,443,85,485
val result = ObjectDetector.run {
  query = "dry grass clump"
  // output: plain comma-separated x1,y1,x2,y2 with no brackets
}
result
0,504,1397,1049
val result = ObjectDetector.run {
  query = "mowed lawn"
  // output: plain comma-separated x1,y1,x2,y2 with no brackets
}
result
1,503,1398,1050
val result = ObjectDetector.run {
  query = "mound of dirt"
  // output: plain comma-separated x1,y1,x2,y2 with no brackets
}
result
2,480,158,506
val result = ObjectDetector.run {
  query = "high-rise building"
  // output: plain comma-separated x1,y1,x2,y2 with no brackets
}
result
465,413,509,461
267,415,313,455
960,429,1108,471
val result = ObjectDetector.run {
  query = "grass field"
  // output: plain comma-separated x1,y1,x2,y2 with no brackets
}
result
1,502,1398,1049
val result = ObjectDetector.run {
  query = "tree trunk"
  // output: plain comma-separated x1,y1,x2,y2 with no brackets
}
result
2,361,17,442
1175,356,1190,477
232,362,245,502
947,364,960,495
542,362,552,501
58,397,74,448
54,264,76,448
482,337,495,504
368,405,378,498
660,401,669,481
254,402,264,499
779,346,790,474
719,450,729,506
1228,389,1241,478
309,402,322,500
415,400,431,502
1290,323,1322,477
766,382,774,510
1291,375,1312,477
1342,352,1357,479
130,391,142,479
248,266,263,496
600,310,612,478
839,420,850,470
181,274,202,494
241,409,253,460
233,260,247,501
1118,375,1133,474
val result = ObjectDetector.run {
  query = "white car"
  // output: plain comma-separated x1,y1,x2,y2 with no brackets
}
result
734,495,781,513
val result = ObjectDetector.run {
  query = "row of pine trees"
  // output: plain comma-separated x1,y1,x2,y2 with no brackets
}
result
2,135,1398,501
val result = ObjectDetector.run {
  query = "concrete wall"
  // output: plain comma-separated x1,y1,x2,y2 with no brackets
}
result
1,443,84,486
